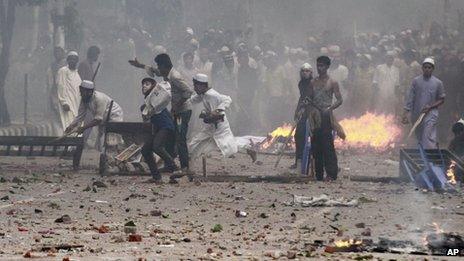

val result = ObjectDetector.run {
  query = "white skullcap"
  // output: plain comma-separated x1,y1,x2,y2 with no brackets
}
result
220,46,230,53
386,51,396,57
266,50,277,57
80,80,95,90
186,27,194,35
67,51,78,57
308,36,316,42
320,47,329,55
301,63,312,70
422,57,435,66
153,45,166,54
328,45,340,53
458,118,464,125
370,47,378,53
193,73,208,83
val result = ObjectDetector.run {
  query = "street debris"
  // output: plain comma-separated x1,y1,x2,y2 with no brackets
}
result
54,214,72,224
289,194,359,207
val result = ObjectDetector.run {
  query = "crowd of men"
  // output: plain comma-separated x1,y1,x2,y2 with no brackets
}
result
47,21,464,183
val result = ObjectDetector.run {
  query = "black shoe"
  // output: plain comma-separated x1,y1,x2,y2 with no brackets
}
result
143,176,163,184
158,165,179,173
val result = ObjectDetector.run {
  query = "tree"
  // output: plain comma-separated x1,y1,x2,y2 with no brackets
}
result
0,0,46,126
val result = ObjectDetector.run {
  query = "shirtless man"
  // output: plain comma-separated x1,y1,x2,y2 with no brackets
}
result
309,56,343,181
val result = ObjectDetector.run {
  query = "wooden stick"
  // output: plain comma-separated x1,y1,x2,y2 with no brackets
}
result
202,155,206,177
92,62,101,82
274,123,297,168
408,112,426,138
24,74,28,124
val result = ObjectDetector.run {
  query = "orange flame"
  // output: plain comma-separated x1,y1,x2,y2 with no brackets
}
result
335,112,402,151
446,161,457,185
334,239,362,248
260,123,295,150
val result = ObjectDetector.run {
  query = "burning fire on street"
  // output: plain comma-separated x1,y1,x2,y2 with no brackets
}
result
259,123,295,152
335,112,402,151
324,239,364,253
446,161,457,185
334,239,363,248
258,112,402,153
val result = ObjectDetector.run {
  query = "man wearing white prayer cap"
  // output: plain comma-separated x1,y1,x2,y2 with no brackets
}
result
291,62,314,171
188,73,239,160
55,51,81,134
65,80,123,151
372,49,400,113
403,57,445,149
320,47,329,55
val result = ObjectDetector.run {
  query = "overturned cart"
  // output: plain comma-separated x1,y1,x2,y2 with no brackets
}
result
100,122,312,183
399,146,463,191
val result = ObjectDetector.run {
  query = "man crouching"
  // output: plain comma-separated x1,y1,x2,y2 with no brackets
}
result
188,73,238,159
140,77,178,183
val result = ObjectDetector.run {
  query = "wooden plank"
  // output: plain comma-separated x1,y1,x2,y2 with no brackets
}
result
101,172,313,183
196,175,312,183
0,136,83,146
349,176,401,183
0,151,72,157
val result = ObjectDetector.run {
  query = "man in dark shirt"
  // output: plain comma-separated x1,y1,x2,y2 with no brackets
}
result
292,63,313,170
78,46,100,81
449,121,464,158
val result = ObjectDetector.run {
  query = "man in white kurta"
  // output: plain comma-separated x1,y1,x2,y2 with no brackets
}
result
65,80,123,150
372,52,400,113
188,74,238,159
56,51,81,134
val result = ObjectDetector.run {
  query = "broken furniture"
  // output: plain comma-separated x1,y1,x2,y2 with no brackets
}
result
0,136,84,170
399,146,463,191
99,122,152,175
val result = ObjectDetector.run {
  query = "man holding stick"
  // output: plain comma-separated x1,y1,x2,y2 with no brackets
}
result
402,57,445,149
65,80,123,151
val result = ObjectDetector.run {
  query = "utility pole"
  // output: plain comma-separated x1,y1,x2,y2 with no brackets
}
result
52,0,65,48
